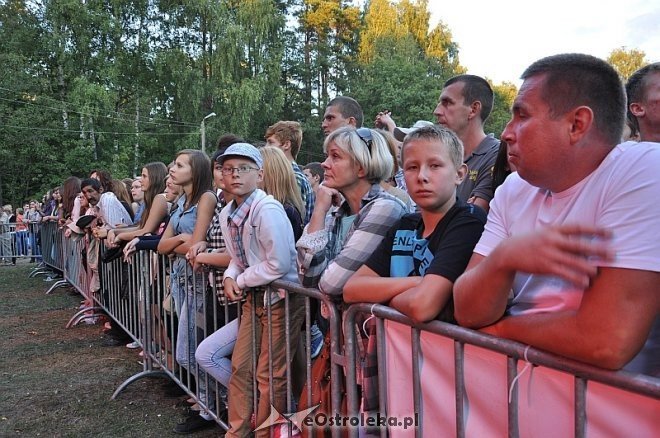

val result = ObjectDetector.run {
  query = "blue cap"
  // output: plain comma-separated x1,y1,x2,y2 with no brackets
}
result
217,143,263,169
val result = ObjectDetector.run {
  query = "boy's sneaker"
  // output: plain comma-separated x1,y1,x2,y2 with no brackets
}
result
126,341,140,349
310,323,324,359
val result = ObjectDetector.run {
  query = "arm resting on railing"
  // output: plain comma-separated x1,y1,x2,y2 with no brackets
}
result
480,268,659,370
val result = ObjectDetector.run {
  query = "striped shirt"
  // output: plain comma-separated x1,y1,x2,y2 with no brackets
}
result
296,184,407,296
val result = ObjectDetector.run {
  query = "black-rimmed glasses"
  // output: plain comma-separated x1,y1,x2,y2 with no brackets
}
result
356,127,373,155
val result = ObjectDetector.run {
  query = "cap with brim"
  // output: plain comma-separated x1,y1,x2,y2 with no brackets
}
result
216,143,263,169
76,215,96,229
393,120,435,142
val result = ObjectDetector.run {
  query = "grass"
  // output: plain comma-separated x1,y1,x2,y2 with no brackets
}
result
0,262,222,437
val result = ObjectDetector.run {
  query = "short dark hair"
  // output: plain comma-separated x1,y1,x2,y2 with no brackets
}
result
444,74,494,122
522,53,625,144
81,178,101,192
626,62,660,105
327,96,363,128
212,133,245,163
303,162,324,183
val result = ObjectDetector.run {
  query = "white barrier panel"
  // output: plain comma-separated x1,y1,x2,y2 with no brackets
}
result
384,320,659,437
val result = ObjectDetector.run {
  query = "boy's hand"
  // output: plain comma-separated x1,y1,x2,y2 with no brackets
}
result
223,277,243,301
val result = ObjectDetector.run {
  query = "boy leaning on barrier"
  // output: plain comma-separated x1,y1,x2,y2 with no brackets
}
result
344,125,487,323
216,143,305,438
343,126,486,434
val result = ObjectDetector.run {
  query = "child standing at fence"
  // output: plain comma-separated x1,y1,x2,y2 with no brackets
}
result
215,143,303,438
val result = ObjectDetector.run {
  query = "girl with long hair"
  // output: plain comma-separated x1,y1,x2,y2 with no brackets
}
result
157,149,216,432
107,162,169,246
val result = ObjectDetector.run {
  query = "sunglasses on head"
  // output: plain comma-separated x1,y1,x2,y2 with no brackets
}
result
356,128,373,155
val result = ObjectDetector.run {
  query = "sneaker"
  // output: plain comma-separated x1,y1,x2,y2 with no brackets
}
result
172,412,216,434
310,323,324,359
126,341,140,349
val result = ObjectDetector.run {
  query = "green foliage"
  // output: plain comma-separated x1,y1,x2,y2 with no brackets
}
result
486,81,518,138
0,0,526,205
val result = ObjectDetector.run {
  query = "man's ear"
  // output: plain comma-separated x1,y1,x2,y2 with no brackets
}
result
629,102,645,118
456,163,468,185
568,106,594,144
348,117,358,128
282,140,292,152
468,101,482,121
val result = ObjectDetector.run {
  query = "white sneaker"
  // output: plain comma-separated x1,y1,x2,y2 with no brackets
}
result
126,341,140,349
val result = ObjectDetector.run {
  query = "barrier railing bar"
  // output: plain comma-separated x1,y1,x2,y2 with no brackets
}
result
34,224,658,436
575,376,587,438
454,341,466,438
411,327,423,438
506,356,519,438
343,304,360,438
376,316,388,438
347,303,659,399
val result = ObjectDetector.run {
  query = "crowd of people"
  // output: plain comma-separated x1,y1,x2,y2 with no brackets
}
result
4,54,659,435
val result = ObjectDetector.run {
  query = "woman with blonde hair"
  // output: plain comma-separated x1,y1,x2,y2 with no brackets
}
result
296,126,408,297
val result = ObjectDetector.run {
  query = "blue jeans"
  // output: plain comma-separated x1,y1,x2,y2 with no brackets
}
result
29,229,41,258
174,268,211,408
196,318,238,388
15,231,28,256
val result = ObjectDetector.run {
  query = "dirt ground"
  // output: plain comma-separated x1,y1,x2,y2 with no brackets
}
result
0,261,223,437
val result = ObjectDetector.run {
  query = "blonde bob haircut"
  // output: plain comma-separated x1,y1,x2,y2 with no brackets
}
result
323,127,393,184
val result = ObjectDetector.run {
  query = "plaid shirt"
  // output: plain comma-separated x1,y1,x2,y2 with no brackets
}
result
224,189,278,306
227,191,258,270
296,184,407,296
207,196,228,304
292,162,315,226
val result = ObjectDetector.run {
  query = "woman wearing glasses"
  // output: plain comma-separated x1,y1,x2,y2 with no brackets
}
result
297,126,408,297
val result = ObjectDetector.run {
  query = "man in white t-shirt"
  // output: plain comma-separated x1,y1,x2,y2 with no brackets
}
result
454,54,660,376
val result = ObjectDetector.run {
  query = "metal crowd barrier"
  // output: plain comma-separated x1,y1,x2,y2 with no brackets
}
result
36,224,660,437
0,221,43,264
100,248,343,437
342,303,660,438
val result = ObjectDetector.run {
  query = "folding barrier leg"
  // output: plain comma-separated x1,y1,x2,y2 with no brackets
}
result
45,279,69,295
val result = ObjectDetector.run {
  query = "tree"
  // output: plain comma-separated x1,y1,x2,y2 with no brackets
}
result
607,47,647,81
486,81,517,138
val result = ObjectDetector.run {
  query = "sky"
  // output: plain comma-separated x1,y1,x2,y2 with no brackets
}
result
427,0,660,84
